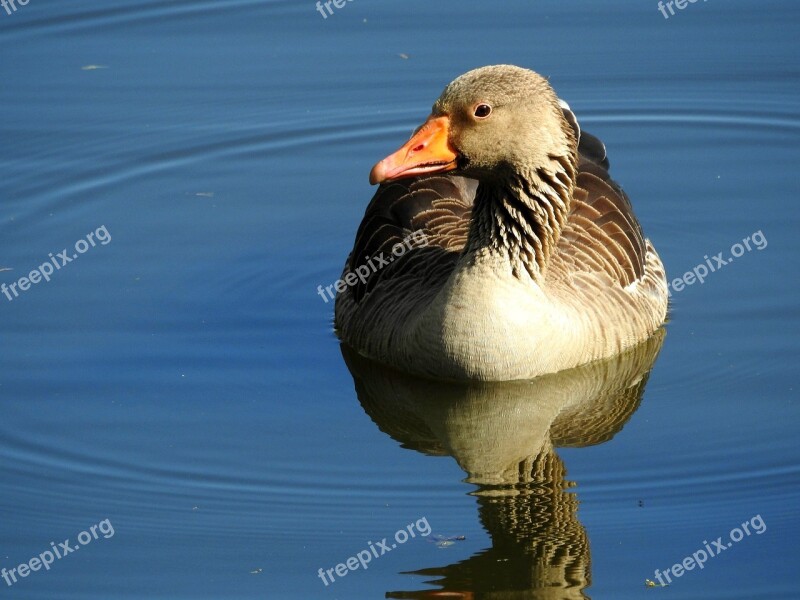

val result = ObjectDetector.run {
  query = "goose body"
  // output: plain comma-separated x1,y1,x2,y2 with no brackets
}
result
335,65,667,381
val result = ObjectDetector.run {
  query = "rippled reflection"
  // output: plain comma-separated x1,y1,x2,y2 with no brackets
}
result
341,329,665,598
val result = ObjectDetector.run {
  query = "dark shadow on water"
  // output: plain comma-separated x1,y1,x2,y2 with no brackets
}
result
340,329,666,599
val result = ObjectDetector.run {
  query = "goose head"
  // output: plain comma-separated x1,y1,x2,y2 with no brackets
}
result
369,65,577,186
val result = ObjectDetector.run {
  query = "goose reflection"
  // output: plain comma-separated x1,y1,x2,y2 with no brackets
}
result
340,329,665,599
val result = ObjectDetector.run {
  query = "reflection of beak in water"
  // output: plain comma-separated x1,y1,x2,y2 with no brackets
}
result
339,328,666,599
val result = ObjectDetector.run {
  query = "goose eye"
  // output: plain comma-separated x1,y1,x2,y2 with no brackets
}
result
473,104,492,119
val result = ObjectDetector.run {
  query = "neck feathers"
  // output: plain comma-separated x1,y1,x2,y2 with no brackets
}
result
465,151,576,280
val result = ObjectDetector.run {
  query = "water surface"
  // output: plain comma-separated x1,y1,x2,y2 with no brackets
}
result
1,0,798,598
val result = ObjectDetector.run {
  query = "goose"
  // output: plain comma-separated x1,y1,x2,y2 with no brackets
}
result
335,65,668,381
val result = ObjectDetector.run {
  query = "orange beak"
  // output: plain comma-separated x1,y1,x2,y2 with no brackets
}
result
369,115,458,185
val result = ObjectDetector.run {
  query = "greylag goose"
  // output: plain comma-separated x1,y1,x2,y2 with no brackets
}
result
335,65,668,381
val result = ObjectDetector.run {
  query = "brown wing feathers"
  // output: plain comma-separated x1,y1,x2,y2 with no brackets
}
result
346,176,473,302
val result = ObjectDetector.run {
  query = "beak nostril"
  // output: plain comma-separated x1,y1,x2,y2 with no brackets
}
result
411,144,425,153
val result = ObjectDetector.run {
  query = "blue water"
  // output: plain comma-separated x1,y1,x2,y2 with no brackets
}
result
1,0,798,598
